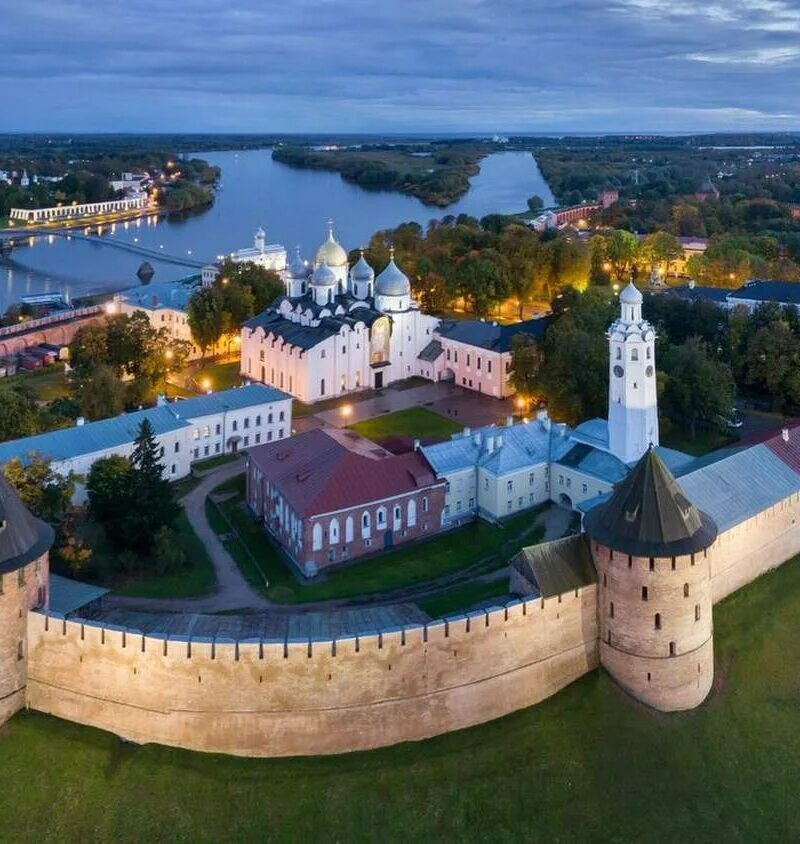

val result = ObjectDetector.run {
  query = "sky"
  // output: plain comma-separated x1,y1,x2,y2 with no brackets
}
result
3,0,799,134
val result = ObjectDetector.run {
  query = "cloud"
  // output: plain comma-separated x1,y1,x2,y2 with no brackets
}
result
1,0,798,132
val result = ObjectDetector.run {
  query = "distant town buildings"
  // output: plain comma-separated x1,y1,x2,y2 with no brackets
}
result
9,194,149,225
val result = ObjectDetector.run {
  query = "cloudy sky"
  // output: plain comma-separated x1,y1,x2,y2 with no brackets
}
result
4,0,799,133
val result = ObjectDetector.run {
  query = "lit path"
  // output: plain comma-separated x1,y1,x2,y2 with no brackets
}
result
109,458,272,613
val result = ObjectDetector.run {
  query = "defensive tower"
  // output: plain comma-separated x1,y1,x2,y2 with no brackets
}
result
0,476,52,726
584,447,718,711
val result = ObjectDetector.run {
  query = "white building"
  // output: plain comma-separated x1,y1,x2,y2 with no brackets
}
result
240,223,440,402
230,227,287,272
0,384,292,502
422,282,691,520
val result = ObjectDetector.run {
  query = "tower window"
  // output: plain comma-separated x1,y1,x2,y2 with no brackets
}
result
631,349,639,361
649,557,655,571
642,586,648,601
654,613,661,630
684,583,689,598
616,348,621,360
609,602,614,618
695,604,701,622
669,642,676,657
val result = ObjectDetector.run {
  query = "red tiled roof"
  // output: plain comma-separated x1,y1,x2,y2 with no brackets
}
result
248,429,441,518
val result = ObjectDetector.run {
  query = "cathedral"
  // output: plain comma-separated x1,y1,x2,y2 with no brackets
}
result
240,222,440,402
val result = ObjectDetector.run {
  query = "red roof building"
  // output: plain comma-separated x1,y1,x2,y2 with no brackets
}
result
246,429,447,575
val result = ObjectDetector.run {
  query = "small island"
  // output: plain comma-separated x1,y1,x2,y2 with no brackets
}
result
272,141,491,206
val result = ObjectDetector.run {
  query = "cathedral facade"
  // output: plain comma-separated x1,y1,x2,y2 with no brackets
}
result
240,223,440,403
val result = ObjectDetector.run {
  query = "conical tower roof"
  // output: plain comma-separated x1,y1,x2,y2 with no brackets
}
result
0,474,54,575
584,447,717,558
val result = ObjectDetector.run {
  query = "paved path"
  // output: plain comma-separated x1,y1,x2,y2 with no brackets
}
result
109,458,272,613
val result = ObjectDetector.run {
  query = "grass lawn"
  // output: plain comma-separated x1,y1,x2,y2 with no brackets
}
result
209,476,542,604
3,363,71,403
661,426,739,457
349,407,461,443
193,361,242,393
77,512,216,599
417,579,512,618
190,453,240,473
2,556,800,841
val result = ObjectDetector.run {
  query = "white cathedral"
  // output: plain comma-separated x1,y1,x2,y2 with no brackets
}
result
239,222,441,402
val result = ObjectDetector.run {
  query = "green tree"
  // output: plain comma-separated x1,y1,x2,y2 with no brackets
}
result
0,388,38,442
86,455,134,524
3,455,77,522
508,333,543,398
742,321,800,409
661,338,735,440
527,194,544,212
71,365,126,421
644,231,683,276
187,287,224,358
605,230,641,283
117,419,180,554
68,322,109,371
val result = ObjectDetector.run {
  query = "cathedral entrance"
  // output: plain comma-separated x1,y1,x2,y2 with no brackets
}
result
374,371,383,389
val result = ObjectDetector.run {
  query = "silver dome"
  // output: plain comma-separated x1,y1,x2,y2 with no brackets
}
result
351,250,375,281
310,259,338,287
375,252,410,297
287,246,311,278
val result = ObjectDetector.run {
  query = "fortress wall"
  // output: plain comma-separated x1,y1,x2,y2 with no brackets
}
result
0,554,48,727
26,585,599,757
710,492,800,603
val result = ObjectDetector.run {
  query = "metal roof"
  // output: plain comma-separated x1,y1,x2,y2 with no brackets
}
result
584,447,718,557
119,279,198,312
437,316,552,353
48,574,109,617
0,475,54,575
511,534,596,598
421,418,572,478
0,384,289,466
728,280,800,305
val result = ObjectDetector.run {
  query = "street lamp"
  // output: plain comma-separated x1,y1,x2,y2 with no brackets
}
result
201,377,211,393
340,404,353,421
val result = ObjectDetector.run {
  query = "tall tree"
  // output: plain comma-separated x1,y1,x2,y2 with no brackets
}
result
187,287,224,358
508,333,543,398
3,456,77,522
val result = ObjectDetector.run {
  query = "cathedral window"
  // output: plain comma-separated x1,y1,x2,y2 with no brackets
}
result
616,347,621,360
320,379,326,396
695,604,701,621
631,349,639,361
669,642,676,656
320,349,326,359
642,586,648,601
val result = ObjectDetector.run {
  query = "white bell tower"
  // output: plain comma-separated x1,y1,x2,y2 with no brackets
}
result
607,281,659,464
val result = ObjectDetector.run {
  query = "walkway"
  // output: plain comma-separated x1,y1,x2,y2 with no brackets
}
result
109,458,271,613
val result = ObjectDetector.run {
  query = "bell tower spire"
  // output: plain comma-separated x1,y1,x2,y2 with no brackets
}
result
607,281,659,464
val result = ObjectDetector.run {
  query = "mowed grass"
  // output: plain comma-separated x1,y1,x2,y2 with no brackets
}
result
192,361,242,392
348,407,461,443
417,578,513,618
2,557,800,841
3,363,71,402
661,426,739,457
209,476,540,604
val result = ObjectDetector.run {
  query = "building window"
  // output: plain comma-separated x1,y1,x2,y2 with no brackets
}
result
642,586,648,601
232,420,238,432
204,445,209,456
654,613,661,630
407,499,417,527
203,425,211,437
469,497,475,509
244,417,250,429
321,349,326,359
609,602,614,618
256,415,261,426
669,641,676,656
487,360,492,373
159,446,165,458
506,480,513,493
329,518,340,545
320,378,326,396
312,523,323,551
361,511,371,538
631,349,639,361
215,424,221,435
616,347,622,360
193,448,199,459
255,433,261,444
377,507,387,528
215,443,221,453
507,500,512,512
695,604,701,621
422,497,429,512
582,483,588,494
268,413,274,424
684,583,689,597
279,411,285,421
529,473,534,486
244,436,249,447
192,429,200,440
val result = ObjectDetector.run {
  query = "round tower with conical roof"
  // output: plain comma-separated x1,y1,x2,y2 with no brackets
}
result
0,476,53,726
585,447,718,711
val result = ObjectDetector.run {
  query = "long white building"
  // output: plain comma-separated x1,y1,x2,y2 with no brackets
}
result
0,384,292,502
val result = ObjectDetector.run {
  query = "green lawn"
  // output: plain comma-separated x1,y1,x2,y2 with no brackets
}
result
79,512,216,600
349,407,462,443
209,477,542,604
3,363,71,403
193,361,242,393
417,579,512,618
661,426,739,457
2,556,800,841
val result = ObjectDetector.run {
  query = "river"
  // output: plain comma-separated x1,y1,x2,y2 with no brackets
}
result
0,149,554,312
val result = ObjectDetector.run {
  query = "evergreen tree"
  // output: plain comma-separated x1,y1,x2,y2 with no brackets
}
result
118,419,179,553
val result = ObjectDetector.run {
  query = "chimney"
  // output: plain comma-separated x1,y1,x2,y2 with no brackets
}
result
688,279,696,290
495,434,503,449
485,436,495,454
462,427,471,438
506,415,514,427
782,427,790,443
537,408,551,431
156,393,167,407
76,416,85,426
473,432,481,446
413,439,420,451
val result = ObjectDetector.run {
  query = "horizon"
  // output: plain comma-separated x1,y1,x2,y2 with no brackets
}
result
4,1,798,134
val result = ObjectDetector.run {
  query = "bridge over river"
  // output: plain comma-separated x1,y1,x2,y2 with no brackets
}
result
0,227,206,271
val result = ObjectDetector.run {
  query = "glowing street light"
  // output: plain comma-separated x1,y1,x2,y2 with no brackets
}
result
340,404,353,420
201,377,212,393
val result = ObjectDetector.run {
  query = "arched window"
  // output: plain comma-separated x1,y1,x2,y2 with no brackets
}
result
609,601,614,618
654,613,661,630
312,523,323,551
377,507,387,528
631,348,639,361
393,504,402,528
329,518,340,545
361,511,371,538
407,499,417,527
695,604,701,621
669,641,676,656
646,347,652,359
345,516,354,543
422,497,429,513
